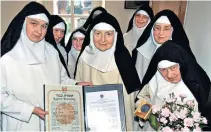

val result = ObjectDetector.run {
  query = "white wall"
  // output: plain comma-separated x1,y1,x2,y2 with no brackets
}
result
105,1,135,33
0,1,53,38
0,1,133,37
1,1,31,38
184,1,211,78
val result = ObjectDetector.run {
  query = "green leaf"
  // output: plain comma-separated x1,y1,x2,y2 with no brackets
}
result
199,124,209,128
149,114,159,131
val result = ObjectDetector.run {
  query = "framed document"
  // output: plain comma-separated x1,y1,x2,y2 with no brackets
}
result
83,84,126,131
44,85,84,131
135,99,152,120
124,1,149,9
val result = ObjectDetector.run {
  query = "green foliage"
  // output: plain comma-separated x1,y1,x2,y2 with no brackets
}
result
149,114,159,131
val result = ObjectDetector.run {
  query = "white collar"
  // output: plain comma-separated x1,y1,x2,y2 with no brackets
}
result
149,70,196,103
8,19,47,64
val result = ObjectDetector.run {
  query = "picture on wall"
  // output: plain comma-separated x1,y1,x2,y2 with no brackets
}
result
124,1,149,9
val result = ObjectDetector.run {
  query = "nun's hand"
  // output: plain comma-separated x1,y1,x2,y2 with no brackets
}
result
33,107,48,119
76,82,93,87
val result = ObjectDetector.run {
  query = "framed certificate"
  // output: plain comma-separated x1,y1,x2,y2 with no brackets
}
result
124,1,149,9
83,84,126,131
44,85,84,131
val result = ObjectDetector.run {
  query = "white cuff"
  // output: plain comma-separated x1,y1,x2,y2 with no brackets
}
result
69,79,78,85
20,103,34,122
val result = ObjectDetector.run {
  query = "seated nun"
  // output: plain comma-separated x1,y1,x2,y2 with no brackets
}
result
82,6,107,31
135,40,211,130
45,15,69,76
133,9,196,84
65,28,86,78
0,2,92,131
75,13,141,131
124,5,154,55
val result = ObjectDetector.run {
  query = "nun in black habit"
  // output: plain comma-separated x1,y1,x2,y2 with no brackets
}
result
65,28,86,78
0,2,92,131
75,12,141,131
45,15,70,77
124,5,154,55
1,2,50,56
81,6,107,31
133,9,196,84
136,40,211,130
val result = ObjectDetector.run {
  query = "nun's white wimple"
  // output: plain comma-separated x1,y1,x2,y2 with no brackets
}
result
28,13,49,23
136,10,149,17
73,31,85,38
53,22,65,30
158,60,177,69
155,16,171,24
93,23,115,31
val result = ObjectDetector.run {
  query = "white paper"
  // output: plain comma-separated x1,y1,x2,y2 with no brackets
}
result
86,90,122,132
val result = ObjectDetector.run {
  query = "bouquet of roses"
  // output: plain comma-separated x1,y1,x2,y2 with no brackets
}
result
149,93,208,132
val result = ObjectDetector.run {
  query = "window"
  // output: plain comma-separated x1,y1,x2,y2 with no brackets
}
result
53,0,104,44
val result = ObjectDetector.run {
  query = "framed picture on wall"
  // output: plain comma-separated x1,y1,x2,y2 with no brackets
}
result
124,1,149,9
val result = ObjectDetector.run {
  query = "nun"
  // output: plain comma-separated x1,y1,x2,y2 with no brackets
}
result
65,28,86,78
124,5,154,55
82,6,107,31
133,9,196,84
0,2,92,131
136,41,211,130
75,13,141,131
45,15,69,76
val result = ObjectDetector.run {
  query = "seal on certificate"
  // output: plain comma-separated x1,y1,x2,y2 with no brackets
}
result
140,104,151,113
56,103,75,124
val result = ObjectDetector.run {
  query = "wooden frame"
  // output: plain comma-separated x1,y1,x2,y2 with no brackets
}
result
124,1,149,9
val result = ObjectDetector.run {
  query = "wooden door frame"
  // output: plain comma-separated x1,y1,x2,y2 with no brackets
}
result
150,1,187,25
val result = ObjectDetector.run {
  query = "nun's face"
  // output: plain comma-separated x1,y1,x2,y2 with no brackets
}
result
159,64,181,83
93,30,115,51
135,14,149,28
53,28,65,44
72,37,84,51
26,17,48,42
153,23,173,44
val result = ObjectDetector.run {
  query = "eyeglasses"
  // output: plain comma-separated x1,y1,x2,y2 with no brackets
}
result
153,26,173,33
